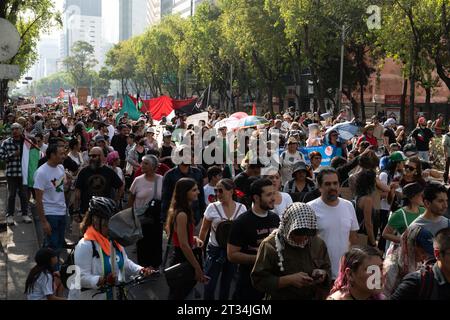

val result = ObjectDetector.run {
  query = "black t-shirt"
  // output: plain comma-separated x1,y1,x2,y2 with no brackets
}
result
37,156,79,173
383,128,397,145
228,210,280,299
111,134,128,161
234,172,250,195
411,127,434,151
75,165,123,214
160,145,174,167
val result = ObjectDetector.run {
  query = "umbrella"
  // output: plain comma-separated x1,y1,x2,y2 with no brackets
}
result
230,112,248,120
326,121,360,141
238,116,269,128
214,117,241,130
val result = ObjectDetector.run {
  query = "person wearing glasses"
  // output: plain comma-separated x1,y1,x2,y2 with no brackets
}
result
400,157,426,188
74,147,124,217
198,179,247,300
323,129,347,159
382,182,425,245
309,151,323,177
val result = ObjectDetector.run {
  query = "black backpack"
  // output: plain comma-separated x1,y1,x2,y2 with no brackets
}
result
60,240,99,289
213,203,243,248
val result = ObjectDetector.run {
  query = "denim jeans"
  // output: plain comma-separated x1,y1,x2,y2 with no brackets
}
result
6,177,28,216
43,215,66,256
203,244,237,300
418,151,429,162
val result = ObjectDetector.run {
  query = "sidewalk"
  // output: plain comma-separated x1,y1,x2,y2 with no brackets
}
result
0,183,40,300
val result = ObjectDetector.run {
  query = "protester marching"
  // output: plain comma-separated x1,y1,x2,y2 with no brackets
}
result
1,95,450,302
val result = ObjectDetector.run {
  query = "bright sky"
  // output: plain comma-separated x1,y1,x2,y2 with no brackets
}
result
46,0,119,43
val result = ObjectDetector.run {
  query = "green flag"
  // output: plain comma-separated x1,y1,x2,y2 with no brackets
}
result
116,95,142,123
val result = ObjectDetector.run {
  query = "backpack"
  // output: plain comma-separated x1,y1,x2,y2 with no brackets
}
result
213,203,243,248
60,240,99,289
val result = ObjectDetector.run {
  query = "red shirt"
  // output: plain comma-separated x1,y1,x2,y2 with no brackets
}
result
357,134,378,147
173,222,195,248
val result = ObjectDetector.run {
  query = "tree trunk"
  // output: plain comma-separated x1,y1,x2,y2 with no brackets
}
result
409,71,416,131
360,84,366,123
425,87,431,111
267,85,274,115
400,78,408,125
342,88,359,119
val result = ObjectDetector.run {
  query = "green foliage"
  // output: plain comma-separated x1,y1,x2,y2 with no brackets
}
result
63,41,98,89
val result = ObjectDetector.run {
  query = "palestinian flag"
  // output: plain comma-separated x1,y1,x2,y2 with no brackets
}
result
116,95,141,123
22,138,42,187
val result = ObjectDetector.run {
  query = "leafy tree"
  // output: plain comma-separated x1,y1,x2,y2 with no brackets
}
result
63,41,98,89
0,0,61,108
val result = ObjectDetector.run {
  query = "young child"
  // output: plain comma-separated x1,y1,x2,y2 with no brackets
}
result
25,248,66,300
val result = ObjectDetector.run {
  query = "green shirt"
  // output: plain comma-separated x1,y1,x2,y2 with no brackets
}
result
387,206,425,234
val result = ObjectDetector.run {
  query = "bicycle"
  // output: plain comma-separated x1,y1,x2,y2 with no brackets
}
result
92,271,159,300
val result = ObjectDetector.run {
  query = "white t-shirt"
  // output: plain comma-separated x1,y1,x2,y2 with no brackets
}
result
33,163,67,216
280,150,305,185
273,192,293,218
114,167,125,183
129,174,163,210
26,272,53,300
307,197,359,279
107,125,115,142
204,201,247,247
379,172,390,211
204,184,216,205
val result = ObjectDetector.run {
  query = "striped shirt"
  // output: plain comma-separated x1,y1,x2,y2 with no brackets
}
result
0,137,23,177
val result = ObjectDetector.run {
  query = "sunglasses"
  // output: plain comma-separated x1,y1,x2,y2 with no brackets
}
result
89,154,100,158
312,157,322,160
405,165,417,172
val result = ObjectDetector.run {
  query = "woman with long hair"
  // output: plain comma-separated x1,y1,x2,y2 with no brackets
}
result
353,170,377,247
383,182,425,245
165,178,208,300
72,122,88,152
198,179,247,300
328,246,385,300
400,157,426,187
383,225,434,298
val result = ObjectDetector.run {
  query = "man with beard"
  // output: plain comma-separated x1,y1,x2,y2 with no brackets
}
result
228,178,280,300
74,147,123,215
307,168,359,280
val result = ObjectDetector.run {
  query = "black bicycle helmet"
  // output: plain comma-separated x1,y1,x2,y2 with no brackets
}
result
88,197,118,219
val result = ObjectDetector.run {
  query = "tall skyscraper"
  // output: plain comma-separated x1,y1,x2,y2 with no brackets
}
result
119,0,161,40
60,0,103,69
162,0,209,18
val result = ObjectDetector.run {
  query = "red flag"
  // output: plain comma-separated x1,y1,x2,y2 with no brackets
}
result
252,102,257,116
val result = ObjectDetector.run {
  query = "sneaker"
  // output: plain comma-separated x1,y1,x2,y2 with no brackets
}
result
22,215,32,224
6,216,14,226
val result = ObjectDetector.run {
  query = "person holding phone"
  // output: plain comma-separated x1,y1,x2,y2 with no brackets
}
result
251,203,331,300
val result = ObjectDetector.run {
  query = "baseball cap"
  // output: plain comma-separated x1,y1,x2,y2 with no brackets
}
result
414,227,434,257
403,143,418,156
146,127,155,134
94,135,105,143
292,161,309,176
383,118,396,127
389,151,408,162
287,136,299,145
11,123,23,130
163,130,172,137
